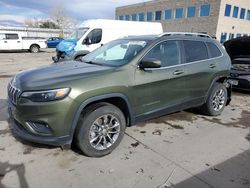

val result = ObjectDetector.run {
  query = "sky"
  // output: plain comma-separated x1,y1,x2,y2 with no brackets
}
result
0,0,148,27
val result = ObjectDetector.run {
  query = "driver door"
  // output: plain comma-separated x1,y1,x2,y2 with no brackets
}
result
82,29,103,52
133,40,188,116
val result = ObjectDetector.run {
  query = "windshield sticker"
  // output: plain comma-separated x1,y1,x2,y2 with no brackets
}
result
128,41,147,47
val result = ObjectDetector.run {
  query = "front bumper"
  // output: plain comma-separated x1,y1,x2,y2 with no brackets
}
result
9,114,71,146
7,97,77,146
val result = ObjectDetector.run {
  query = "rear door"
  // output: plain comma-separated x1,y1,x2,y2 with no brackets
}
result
4,34,22,50
134,40,188,116
182,40,221,103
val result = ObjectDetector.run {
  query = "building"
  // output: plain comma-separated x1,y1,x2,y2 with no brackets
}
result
116,0,250,43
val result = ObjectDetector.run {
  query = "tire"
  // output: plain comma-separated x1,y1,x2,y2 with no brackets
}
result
30,45,40,53
201,82,228,116
76,102,126,157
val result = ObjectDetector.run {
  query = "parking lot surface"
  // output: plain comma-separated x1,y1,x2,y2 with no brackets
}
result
0,49,250,188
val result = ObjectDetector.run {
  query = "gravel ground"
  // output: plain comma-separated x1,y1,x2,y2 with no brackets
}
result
0,49,249,188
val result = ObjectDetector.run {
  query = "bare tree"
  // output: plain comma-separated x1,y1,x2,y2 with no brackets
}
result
49,1,79,36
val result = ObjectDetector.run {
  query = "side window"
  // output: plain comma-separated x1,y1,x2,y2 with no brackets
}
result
206,42,222,58
183,40,208,63
0,34,6,40
143,40,181,67
87,29,102,44
5,34,18,40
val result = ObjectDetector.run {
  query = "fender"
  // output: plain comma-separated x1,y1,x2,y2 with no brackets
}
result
205,75,232,105
69,93,134,140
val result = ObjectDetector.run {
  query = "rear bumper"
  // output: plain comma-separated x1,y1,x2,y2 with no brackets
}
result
232,78,250,91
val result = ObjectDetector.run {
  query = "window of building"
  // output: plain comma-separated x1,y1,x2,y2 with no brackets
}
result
200,4,210,17
165,9,172,20
119,15,124,20
220,33,227,43
175,8,183,19
187,6,196,18
155,11,162,20
183,40,208,63
224,4,231,17
247,10,250,20
240,8,246,19
229,33,234,39
143,40,181,67
132,14,137,21
125,15,130,21
147,12,153,21
236,33,242,38
233,6,239,18
139,13,145,21
206,42,222,58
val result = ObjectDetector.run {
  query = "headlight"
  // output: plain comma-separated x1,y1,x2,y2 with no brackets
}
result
21,88,70,102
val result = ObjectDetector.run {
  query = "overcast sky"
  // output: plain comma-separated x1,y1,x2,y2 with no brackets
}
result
0,0,149,26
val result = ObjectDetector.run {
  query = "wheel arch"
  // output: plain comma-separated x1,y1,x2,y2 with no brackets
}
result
70,93,134,141
205,76,232,105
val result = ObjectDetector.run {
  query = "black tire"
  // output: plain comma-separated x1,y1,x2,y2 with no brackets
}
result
30,45,40,53
76,102,126,157
201,82,228,116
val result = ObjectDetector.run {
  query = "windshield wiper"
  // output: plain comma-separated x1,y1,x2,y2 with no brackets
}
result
82,60,104,66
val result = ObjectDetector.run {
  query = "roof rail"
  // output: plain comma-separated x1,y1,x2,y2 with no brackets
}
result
159,32,212,38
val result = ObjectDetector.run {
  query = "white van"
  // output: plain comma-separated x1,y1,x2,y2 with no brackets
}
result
0,32,47,53
54,19,163,61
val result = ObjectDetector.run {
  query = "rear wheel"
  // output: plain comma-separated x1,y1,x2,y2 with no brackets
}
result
30,45,40,53
201,83,227,116
76,103,126,157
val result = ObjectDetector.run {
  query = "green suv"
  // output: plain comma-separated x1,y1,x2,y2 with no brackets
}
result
8,34,232,157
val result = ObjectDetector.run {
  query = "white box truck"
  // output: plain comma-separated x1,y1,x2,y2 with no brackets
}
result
53,19,163,62
0,32,47,53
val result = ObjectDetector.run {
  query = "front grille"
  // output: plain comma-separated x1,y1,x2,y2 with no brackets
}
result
8,83,21,105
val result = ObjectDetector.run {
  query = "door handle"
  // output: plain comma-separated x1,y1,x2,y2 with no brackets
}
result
17,41,21,43
209,64,216,68
4,41,7,43
173,70,184,75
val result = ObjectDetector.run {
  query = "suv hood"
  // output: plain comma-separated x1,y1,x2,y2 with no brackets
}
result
14,61,114,90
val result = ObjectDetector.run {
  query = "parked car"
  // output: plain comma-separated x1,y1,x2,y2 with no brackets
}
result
224,36,250,91
0,32,47,53
8,33,232,157
53,19,163,62
47,37,63,48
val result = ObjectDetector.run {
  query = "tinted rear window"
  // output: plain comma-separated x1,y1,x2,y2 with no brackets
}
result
6,34,18,40
183,40,208,63
206,42,222,58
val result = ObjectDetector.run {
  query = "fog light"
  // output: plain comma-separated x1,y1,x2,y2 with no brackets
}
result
26,121,52,136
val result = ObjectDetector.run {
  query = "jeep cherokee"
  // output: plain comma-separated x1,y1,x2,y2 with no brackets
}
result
8,34,232,157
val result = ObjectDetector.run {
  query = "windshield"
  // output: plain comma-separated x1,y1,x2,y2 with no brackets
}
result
68,27,89,40
82,39,148,66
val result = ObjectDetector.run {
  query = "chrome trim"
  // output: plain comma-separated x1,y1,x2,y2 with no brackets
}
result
8,82,21,105
144,54,224,71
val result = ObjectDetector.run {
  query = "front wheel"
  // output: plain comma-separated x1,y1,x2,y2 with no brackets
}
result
201,83,228,116
76,103,126,157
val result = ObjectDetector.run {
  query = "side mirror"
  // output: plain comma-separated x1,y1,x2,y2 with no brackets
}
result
83,37,92,45
139,58,161,69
